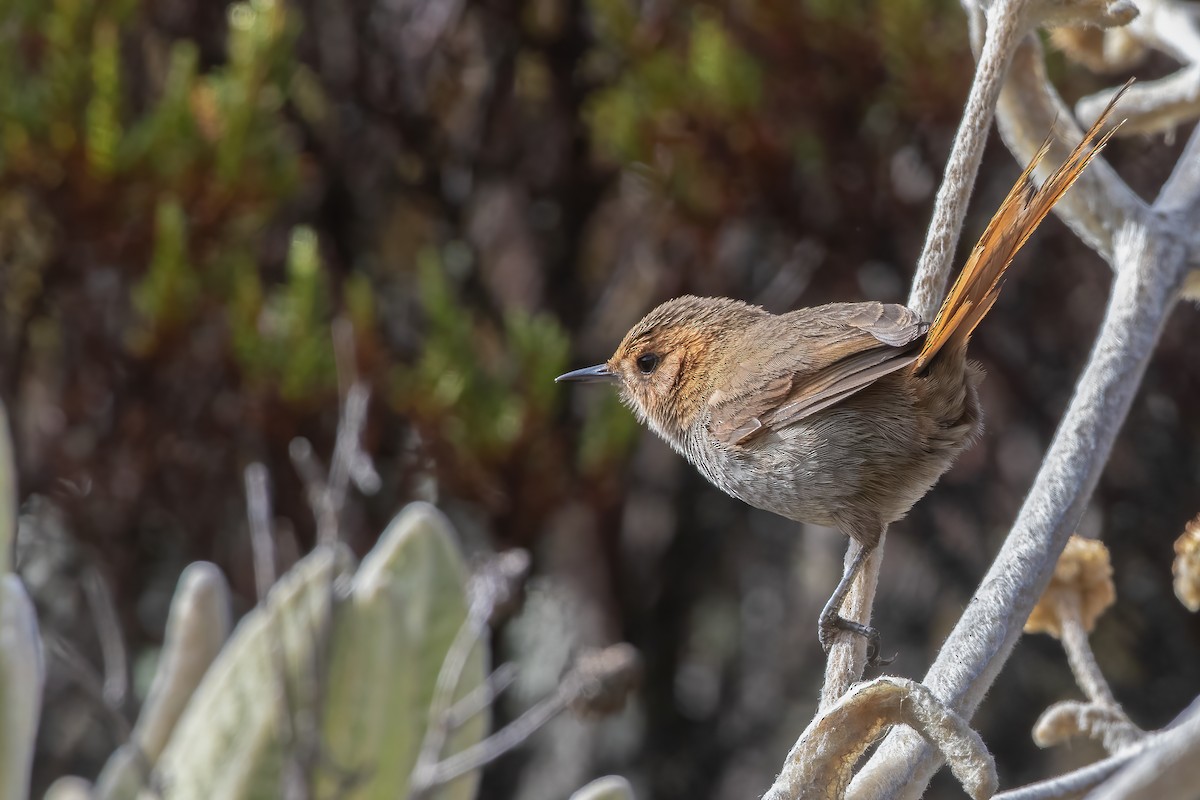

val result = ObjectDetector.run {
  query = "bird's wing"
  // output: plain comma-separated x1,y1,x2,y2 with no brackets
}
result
706,302,926,447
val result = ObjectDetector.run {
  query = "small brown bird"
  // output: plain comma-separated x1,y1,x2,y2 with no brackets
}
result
558,102,1121,663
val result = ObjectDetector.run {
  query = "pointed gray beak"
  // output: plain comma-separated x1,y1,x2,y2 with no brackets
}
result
555,363,616,383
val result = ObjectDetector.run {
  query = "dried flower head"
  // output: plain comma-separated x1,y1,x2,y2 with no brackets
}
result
1025,535,1115,637
1172,514,1200,612
563,644,643,718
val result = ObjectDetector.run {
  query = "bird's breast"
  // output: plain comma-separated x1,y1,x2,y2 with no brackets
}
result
683,420,841,526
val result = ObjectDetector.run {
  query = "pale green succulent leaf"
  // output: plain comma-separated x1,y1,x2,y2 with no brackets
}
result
319,501,488,799
147,545,355,800
569,776,637,800
0,575,43,800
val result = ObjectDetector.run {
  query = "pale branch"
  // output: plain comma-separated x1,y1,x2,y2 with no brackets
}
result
1076,68,1200,138
411,614,488,795
245,463,277,605
1033,701,1144,754
993,36,1150,265
849,219,1192,800
824,0,1038,703
1127,0,1200,66
82,566,127,710
1045,619,1145,752
1086,697,1200,800
444,662,519,731
768,678,996,800
782,0,1197,793
839,2,1197,794
997,697,1200,800
908,0,1033,319
1157,120,1200,290
1056,594,1116,708
1155,116,1200,219
993,741,1138,799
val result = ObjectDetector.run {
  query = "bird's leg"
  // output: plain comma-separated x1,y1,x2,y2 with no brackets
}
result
817,540,892,667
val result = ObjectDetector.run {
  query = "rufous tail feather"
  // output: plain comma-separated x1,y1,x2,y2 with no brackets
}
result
914,86,1128,373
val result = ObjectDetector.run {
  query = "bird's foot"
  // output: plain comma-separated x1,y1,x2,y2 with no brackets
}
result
818,611,894,668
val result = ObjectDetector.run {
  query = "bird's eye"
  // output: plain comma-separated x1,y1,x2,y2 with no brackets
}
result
636,353,659,374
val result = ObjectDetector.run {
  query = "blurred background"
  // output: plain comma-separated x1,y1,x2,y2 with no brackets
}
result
3,0,1198,797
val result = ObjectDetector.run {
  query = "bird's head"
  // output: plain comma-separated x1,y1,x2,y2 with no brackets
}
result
556,296,766,447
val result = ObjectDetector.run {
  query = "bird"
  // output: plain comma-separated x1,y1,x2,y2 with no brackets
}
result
557,97,1122,664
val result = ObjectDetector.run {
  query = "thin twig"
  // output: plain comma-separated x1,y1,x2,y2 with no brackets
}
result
44,633,134,743
411,645,640,795
244,463,311,800
83,565,127,709
1056,596,1115,707
0,402,16,574
445,662,519,731
328,318,380,514
244,464,277,604
295,321,380,548
1154,112,1200,219
819,541,881,710
410,615,489,798
290,437,337,546
414,683,567,792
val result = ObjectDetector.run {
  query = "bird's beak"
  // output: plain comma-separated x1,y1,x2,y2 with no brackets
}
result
555,363,616,384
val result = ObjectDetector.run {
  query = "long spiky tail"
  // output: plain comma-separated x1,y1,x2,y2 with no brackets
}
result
914,87,1128,373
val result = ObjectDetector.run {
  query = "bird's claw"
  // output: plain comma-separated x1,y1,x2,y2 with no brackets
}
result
818,613,895,667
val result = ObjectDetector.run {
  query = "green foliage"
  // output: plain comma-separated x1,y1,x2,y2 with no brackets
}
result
131,197,199,338
875,0,971,112
119,42,200,179
396,248,571,460
583,2,767,214
1,0,343,401
583,0,967,215
218,0,297,186
393,246,641,487
585,2,764,165
85,19,121,177
576,392,641,474
226,228,340,402
688,9,763,113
